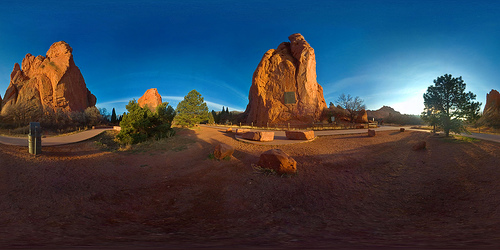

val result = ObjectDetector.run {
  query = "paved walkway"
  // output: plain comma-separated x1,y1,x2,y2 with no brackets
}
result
203,125,500,145
0,128,114,147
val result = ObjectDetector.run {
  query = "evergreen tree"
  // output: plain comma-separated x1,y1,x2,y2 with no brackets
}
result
111,108,117,124
117,100,175,144
211,110,218,124
174,89,209,127
422,74,481,136
208,112,215,124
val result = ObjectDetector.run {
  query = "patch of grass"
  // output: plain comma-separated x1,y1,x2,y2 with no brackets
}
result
121,128,196,153
252,164,277,176
172,145,188,152
442,135,480,143
92,130,121,151
208,153,231,161
252,164,297,178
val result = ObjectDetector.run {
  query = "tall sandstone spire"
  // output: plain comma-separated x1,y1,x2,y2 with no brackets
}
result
243,33,327,126
481,89,500,127
138,88,162,112
1,41,96,116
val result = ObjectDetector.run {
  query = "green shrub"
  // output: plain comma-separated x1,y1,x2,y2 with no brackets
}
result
117,100,176,144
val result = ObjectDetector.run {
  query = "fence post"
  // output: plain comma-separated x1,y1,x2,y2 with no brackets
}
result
251,122,253,128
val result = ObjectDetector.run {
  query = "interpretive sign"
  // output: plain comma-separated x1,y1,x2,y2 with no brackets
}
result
284,91,296,104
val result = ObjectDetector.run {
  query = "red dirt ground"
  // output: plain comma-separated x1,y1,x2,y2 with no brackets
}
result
1,127,500,249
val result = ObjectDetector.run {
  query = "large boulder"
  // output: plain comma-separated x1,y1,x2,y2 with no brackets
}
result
412,141,426,151
368,129,376,137
242,34,327,126
285,130,314,140
1,41,96,116
242,131,274,142
213,143,234,160
257,149,297,174
138,88,162,112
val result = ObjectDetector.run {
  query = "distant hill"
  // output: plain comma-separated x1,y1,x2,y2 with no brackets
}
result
367,106,423,125
367,106,401,120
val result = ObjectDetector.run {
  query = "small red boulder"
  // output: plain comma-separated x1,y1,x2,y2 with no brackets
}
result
258,149,297,174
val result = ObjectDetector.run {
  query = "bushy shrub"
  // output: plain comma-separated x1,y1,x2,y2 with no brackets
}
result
116,100,176,144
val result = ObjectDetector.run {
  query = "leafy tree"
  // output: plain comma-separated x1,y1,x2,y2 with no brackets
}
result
111,108,117,124
84,107,102,126
422,74,481,136
174,89,209,127
117,100,175,144
336,93,366,123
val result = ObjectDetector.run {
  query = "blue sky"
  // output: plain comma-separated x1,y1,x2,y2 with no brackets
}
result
0,0,499,115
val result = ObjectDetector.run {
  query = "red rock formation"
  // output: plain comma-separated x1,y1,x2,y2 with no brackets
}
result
243,34,327,126
1,41,96,116
138,88,162,112
483,89,500,115
481,89,500,127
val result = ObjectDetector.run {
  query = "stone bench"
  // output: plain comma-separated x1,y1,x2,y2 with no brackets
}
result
242,131,274,142
285,130,315,140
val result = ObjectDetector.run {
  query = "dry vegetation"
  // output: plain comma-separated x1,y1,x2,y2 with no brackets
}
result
1,127,500,249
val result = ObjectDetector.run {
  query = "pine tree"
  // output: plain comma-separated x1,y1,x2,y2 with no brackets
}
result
422,74,481,136
174,89,209,127
111,108,117,124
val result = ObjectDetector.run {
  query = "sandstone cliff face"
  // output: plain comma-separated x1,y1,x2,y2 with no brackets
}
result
1,41,96,116
483,89,500,115
481,89,500,127
243,34,327,126
138,88,162,112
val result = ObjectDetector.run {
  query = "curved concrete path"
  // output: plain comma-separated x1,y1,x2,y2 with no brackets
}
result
0,128,113,147
202,125,500,145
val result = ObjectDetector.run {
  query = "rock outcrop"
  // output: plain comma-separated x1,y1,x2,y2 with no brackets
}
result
483,89,500,116
138,88,162,112
243,33,327,126
1,41,96,116
480,89,500,128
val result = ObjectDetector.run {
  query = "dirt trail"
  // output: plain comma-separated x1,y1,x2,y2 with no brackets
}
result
1,126,499,249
